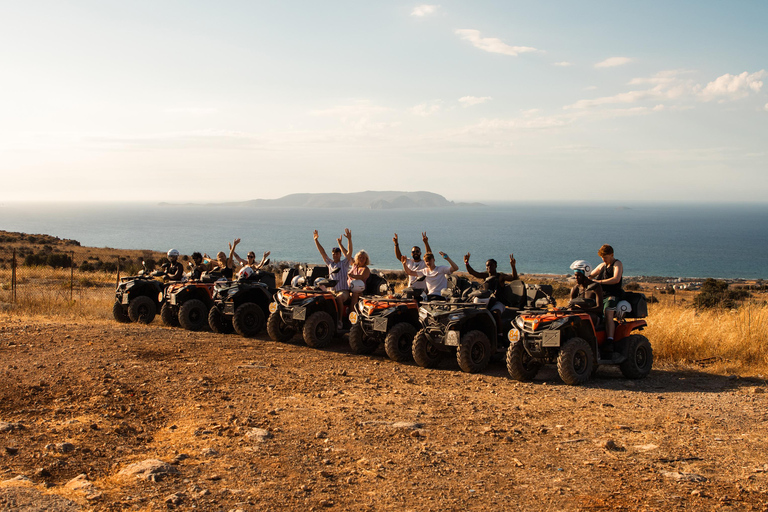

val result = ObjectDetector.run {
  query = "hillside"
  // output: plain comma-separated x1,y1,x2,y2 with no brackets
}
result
184,191,485,209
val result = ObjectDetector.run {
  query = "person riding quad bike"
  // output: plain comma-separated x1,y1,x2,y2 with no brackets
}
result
208,263,276,337
112,251,178,324
506,261,651,385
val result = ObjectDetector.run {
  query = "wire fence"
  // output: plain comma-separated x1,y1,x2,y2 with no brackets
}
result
0,249,121,314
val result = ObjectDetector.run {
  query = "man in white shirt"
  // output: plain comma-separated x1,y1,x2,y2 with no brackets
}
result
401,251,459,299
393,231,432,291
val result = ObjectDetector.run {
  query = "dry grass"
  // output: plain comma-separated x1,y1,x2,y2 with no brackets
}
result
645,300,768,375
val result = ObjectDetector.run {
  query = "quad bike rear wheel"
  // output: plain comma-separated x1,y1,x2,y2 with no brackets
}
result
384,322,416,362
349,323,378,354
267,312,296,342
128,296,156,324
208,306,233,334
178,299,208,331
112,301,131,323
619,334,653,379
557,337,594,385
506,339,541,381
457,330,492,373
233,303,266,337
161,302,179,327
303,311,335,348
412,329,442,368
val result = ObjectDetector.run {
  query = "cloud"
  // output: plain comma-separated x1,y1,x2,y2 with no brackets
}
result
309,101,389,119
553,61,573,67
411,4,439,16
455,29,538,57
699,70,766,102
567,69,766,110
164,107,219,115
411,101,442,116
594,57,632,68
458,96,492,107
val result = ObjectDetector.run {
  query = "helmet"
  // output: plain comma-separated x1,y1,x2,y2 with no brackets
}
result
350,280,365,293
569,260,592,276
167,249,180,258
291,276,306,288
615,300,632,319
238,266,255,280
314,278,330,291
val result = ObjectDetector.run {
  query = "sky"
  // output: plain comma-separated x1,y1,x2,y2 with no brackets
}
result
0,1,766,203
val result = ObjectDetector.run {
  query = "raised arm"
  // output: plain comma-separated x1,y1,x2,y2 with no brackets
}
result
227,238,239,268
464,252,487,280
400,255,418,277
422,232,433,255
256,251,270,269
314,230,330,262
343,228,353,262
440,252,459,273
232,250,247,266
393,233,404,261
508,253,519,281
336,235,348,257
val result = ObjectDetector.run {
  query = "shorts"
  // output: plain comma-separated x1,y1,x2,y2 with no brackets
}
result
603,296,619,312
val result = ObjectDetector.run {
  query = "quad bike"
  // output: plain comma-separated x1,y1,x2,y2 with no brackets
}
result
348,285,421,361
112,262,170,324
506,292,652,385
413,279,555,373
267,269,387,349
208,265,276,337
346,274,466,362
161,270,226,331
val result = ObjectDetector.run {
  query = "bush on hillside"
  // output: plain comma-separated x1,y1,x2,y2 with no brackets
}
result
694,278,751,310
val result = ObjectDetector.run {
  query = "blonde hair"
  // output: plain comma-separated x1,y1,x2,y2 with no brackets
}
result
354,250,370,266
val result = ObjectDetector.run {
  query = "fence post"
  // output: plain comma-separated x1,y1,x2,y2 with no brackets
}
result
70,250,74,301
11,248,16,303
116,256,121,286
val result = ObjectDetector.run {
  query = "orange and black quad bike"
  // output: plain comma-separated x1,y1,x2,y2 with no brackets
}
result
348,285,420,362
506,292,652,385
161,271,225,331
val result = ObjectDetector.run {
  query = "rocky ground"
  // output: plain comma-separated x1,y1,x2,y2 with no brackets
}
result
1,317,768,511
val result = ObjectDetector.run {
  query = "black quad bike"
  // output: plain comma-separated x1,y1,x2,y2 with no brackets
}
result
161,271,225,331
208,267,276,337
413,280,555,373
506,292,651,385
267,270,388,349
113,262,169,324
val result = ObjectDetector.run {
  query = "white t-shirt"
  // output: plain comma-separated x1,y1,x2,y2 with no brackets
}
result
416,265,453,296
404,258,427,289
324,257,350,292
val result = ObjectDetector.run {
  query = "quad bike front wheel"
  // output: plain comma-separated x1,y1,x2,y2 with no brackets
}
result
128,296,156,324
457,330,492,373
161,302,179,327
557,337,594,385
303,311,335,348
208,306,233,334
384,322,416,362
233,303,266,337
112,301,131,323
179,299,208,331
267,312,296,342
506,339,541,381
349,323,378,354
619,334,653,379
412,329,442,368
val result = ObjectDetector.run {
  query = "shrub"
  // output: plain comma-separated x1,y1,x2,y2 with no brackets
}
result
79,261,95,272
625,282,641,291
694,278,751,310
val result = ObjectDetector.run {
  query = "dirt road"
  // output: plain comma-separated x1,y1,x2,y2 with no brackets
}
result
1,318,767,511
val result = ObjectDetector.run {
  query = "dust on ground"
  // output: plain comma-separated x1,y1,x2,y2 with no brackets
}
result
1,318,768,511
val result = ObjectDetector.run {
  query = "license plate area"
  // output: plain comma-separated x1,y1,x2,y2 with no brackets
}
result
373,317,388,332
293,307,306,321
224,303,235,315
444,330,461,347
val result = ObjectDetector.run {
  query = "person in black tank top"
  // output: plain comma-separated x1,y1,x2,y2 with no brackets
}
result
589,244,624,350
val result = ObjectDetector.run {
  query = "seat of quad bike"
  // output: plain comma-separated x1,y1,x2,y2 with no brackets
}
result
499,280,526,309
364,274,387,296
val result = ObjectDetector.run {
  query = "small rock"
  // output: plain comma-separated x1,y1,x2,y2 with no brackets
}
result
315,431,328,439
201,447,218,457
319,499,335,507
117,459,179,482
165,492,184,505
246,428,272,441
319,470,333,478
596,439,624,451
5,447,19,455
171,453,189,464
0,421,24,433
391,421,423,430
634,444,659,452
662,471,707,483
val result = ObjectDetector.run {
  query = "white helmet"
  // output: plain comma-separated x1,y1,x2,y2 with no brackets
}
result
238,266,255,280
350,280,365,293
615,300,632,319
291,276,306,288
569,260,592,275
167,248,180,258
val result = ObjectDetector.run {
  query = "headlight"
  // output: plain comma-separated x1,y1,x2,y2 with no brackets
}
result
448,313,463,322
508,327,520,343
549,317,569,330
515,316,525,329
349,311,358,324
268,302,277,314
125,281,135,290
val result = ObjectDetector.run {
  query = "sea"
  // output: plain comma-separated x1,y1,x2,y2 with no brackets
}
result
1,202,767,280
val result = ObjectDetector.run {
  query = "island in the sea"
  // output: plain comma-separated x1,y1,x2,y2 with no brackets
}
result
162,191,485,209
